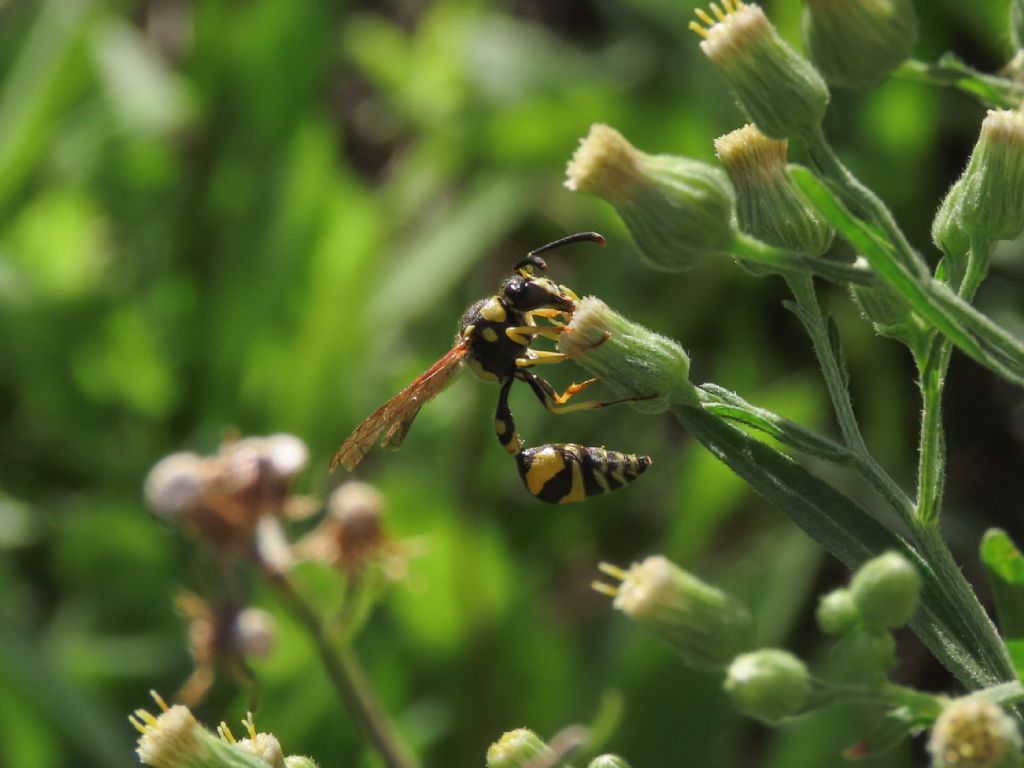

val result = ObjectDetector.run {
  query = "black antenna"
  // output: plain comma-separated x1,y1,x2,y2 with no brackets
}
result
515,232,606,272
528,231,606,257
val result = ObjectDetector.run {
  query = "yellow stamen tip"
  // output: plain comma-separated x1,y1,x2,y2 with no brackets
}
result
710,3,726,21
598,561,629,580
136,709,158,726
129,715,148,735
218,722,237,744
695,7,714,26
689,21,709,38
243,713,257,740
591,581,621,597
150,690,169,713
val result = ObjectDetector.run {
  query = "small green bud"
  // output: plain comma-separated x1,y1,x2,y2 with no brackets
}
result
565,124,736,271
850,281,928,349
486,729,553,768
714,124,833,256
690,2,830,140
829,631,896,686
940,110,1024,245
850,552,921,630
932,178,971,271
802,0,917,88
558,297,698,411
593,556,755,671
928,698,1023,768
724,649,811,725
816,588,860,635
588,756,631,768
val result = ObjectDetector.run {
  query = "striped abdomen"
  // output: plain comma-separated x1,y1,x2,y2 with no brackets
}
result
516,444,651,504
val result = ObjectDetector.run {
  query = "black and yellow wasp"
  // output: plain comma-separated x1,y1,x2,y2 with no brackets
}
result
331,232,651,504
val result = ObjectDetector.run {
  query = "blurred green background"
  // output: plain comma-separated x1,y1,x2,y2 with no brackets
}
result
2,0,1023,765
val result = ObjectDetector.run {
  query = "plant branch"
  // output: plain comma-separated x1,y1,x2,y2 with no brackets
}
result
263,568,421,768
894,57,1024,109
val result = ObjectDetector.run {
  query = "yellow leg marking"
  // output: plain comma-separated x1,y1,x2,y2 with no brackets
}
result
506,326,561,345
495,419,506,436
515,350,568,367
553,378,598,404
525,447,566,496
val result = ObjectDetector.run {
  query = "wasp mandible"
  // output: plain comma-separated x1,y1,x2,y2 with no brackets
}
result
331,232,651,503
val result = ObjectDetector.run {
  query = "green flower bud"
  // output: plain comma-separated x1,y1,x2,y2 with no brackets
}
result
565,124,735,272
486,729,553,768
588,756,631,768
690,2,830,140
829,631,896,686
850,551,921,630
131,693,272,768
724,649,811,725
941,110,1024,245
928,698,1023,768
816,588,861,635
593,556,755,671
714,123,833,256
802,0,917,88
932,178,971,269
557,297,698,412
850,281,928,349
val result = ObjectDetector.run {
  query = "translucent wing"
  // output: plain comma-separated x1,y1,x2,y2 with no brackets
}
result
330,340,470,472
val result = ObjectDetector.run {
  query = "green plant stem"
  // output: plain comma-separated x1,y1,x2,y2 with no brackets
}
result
894,57,1024,109
263,568,421,768
785,275,914,527
786,275,867,454
914,242,992,525
805,127,926,278
731,231,876,286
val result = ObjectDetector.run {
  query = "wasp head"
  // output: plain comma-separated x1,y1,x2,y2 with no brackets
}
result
500,272,579,314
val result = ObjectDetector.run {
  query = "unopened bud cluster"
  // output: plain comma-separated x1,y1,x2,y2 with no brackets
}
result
802,0,917,88
593,555,754,671
566,124,735,272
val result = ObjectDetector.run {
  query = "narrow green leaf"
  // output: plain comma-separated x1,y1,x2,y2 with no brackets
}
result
981,529,1024,639
698,384,854,465
790,165,1024,387
894,57,1024,109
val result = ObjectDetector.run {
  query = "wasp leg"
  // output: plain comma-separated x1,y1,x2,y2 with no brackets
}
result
515,349,569,366
515,369,653,413
506,326,563,346
495,379,524,457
